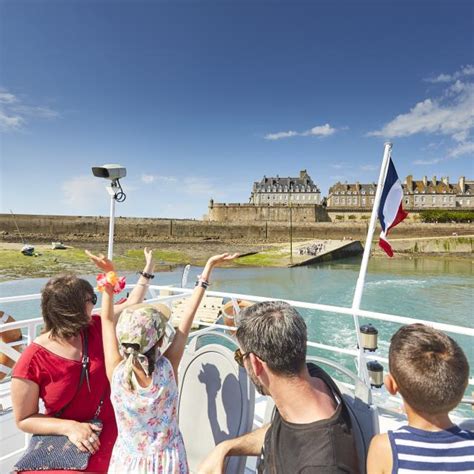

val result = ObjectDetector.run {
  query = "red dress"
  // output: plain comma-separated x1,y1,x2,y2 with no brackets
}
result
12,315,118,473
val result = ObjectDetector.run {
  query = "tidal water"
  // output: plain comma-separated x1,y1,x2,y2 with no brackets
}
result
1,256,473,399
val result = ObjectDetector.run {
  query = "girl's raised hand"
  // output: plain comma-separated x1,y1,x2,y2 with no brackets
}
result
85,250,116,273
144,247,154,267
206,253,240,268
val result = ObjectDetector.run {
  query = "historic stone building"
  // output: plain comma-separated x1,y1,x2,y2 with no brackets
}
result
327,176,473,210
249,170,321,205
327,182,376,208
404,176,473,209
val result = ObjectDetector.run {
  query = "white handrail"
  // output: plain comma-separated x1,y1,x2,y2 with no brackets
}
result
1,285,473,337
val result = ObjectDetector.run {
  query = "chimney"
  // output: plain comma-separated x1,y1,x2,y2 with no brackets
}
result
441,176,449,185
422,176,428,186
459,176,466,193
432,175,437,186
355,181,360,192
406,175,413,192
300,170,307,178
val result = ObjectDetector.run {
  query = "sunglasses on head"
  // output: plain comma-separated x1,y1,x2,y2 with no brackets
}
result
86,294,98,306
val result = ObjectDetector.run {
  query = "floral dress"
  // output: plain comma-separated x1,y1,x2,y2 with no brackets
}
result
108,353,188,474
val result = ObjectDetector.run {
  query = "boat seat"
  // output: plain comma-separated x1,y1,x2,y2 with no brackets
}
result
177,332,255,474
260,356,379,474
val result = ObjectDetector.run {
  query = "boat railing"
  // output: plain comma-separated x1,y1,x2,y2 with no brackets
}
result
1,284,473,465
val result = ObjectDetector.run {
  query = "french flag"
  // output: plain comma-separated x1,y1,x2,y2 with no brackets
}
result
378,158,408,257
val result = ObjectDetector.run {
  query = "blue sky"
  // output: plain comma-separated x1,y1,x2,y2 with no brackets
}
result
0,0,473,218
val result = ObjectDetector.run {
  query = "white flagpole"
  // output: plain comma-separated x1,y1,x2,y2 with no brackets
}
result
351,142,393,383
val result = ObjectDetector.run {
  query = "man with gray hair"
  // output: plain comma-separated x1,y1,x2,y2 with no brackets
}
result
198,301,359,473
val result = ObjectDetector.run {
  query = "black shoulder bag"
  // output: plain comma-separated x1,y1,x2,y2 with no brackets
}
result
14,330,105,472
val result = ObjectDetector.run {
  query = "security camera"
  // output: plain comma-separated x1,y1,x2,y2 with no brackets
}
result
92,164,127,181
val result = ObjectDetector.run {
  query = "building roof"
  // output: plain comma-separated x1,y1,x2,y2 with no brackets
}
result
253,170,320,192
328,176,473,196
328,182,376,194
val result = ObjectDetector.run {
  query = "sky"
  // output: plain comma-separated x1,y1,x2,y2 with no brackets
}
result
0,0,473,219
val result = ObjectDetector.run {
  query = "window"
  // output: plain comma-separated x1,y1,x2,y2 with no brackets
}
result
371,198,374,204
353,197,357,204
432,196,436,203
341,198,346,205
335,197,339,204
362,197,366,205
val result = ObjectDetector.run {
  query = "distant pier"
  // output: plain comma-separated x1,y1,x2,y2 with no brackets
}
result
289,239,363,267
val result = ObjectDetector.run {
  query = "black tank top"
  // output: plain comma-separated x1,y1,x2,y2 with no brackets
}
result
259,363,359,473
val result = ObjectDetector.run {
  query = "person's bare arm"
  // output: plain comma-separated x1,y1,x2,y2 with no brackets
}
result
164,253,238,379
367,433,392,474
198,424,269,474
86,251,123,381
101,285,123,381
11,378,101,454
112,247,155,316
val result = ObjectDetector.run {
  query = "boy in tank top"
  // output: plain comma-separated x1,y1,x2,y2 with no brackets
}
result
367,324,474,473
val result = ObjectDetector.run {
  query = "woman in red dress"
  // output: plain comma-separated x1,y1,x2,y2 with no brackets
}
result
11,248,155,473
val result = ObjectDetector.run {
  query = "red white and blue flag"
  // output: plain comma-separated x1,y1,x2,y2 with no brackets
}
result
378,158,408,257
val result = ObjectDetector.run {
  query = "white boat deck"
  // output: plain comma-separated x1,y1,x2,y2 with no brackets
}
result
1,285,473,473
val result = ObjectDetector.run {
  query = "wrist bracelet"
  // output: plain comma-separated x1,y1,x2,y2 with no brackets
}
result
195,279,210,289
138,271,155,280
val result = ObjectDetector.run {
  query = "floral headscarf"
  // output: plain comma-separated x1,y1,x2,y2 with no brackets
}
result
116,303,169,387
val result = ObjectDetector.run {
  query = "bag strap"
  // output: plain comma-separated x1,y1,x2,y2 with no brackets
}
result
55,330,90,418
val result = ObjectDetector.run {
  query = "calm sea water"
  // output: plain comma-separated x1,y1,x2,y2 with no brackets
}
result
1,256,473,403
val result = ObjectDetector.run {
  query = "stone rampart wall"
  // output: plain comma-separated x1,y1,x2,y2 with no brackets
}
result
207,203,330,222
1,214,472,243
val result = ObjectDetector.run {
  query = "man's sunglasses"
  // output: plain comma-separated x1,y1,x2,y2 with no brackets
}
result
86,294,98,306
234,348,251,367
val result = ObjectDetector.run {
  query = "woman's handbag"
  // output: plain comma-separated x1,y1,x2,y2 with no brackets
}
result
14,331,105,471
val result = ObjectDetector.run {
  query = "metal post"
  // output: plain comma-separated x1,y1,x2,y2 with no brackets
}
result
289,188,293,264
106,181,117,260
351,142,392,382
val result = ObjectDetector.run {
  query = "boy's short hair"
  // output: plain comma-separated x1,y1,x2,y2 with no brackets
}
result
389,324,469,415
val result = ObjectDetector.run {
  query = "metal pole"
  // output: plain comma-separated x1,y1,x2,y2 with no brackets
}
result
351,142,392,382
288,187,293,264
106,182,117,260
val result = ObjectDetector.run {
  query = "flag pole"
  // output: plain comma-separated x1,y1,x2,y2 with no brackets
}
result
351,142,392,383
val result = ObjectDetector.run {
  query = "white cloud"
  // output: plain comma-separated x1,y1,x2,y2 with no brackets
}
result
448,141,474,158
141,174,156,184
264,130,299,140
264,123,337,140
302,124,336,137
360,164,378,171
61,176,107,211
0,110,24,130
11,105,59,119
425,64,474,83
141,174,177,184
367,82,474,144
0,88,59,132
0,92,17,104
413,158,442,165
